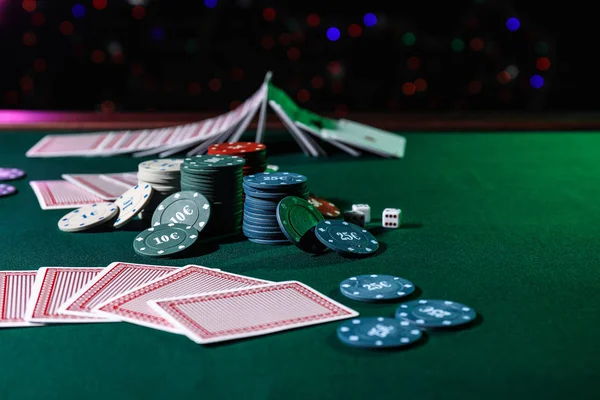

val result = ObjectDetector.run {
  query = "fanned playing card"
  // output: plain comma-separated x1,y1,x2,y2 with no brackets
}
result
30,180,106,210
101,172,138,187
0,271,40,328
94,265,271,334
62,173,132,200
148,281,359,344
24,267,108,323
58,262,177,319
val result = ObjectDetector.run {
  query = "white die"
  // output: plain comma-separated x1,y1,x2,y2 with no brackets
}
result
382,208,401,228
351,204,371,223
344,210,365,227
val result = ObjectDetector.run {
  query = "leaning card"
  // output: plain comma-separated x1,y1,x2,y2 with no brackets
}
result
94,265,271,334
24,267,108,323
62,173,131,200
148,281,359,344
58,262,177,319
30,180,105,210
0,271,40,328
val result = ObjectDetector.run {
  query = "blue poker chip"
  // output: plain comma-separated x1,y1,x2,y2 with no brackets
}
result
395,299,477,328
243,172,307,190
340,274,415,302
314,220,379,257
337,317,423,349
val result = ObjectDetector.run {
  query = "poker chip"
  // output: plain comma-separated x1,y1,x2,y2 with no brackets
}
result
395,299,477,328
265,165,279,173
308,195,340,218
243,172,307,191
58,202,118,232
340,274,415,302
242,172,309,245
0,168,26,182
180,155,245,236
208,142,267,177
151,191,211,233
276,196,326,253
137,159,182,223
337,317,423,349
113,184,154,228
0,183,17,197
314,220,379,257
133,223,199,257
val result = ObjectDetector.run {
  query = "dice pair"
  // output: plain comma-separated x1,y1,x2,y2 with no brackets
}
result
343,204,402,229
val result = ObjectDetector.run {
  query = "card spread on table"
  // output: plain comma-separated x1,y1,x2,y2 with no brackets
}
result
0,271,39,328
148,281,359,344
59,262,178,319
94,265,271,333
101,172,138,187
26,133,109,157
25,267,107,323
61,173,132,200
30,180,105,210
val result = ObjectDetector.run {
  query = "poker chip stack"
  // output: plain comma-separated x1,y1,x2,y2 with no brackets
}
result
242,172,309,245
180,155,245,236
137,159,182,222
207,142,267,177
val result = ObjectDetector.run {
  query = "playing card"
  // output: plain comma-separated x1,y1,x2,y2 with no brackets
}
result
0,271,40,328
148,281,359,344
58,262,177,319
94,265,271,334
323,119,406,158
26,132,109,157
24,267,107,323
62,173,132,200
101,172,138,187
255,73,272,143
269,101,324,157
30,180,105,210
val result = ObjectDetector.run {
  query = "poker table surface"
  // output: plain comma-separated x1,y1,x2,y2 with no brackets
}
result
1,125,599,400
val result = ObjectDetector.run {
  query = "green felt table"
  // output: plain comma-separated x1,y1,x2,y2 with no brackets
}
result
1,130,599,400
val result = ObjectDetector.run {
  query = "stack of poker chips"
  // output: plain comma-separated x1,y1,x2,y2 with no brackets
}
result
207,142,267,176
242,172,309,245
137,159,182,221
180,155,245,236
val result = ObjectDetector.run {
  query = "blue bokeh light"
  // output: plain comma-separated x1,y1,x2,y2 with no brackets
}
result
204,0,217,8
506,17,520,31
72,4,86,19
326,27,341,41
530,74,544,89
363,13,377,27
151,27,165,41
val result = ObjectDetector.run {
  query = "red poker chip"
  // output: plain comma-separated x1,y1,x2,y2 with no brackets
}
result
208,142,266,155
308,195,341,219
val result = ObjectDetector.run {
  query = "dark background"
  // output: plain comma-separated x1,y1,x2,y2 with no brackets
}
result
0,0,584,115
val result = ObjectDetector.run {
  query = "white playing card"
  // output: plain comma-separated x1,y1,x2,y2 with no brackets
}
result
0,271,40,328
101,172,138,187
255,74,271,143
94,265,271,334
62,173,132,200
148,281,359,344
58,262,177,319
30,180,106,210
26,133,110,157
269,101,322,157
24,267,108,324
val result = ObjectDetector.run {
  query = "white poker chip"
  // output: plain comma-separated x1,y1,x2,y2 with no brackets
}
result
58,202,119,232
138,159,183,174
113,184,154,228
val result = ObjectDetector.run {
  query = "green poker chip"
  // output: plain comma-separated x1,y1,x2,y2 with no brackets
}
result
151,191,211,233
276,196,326,253
133,223,199,257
